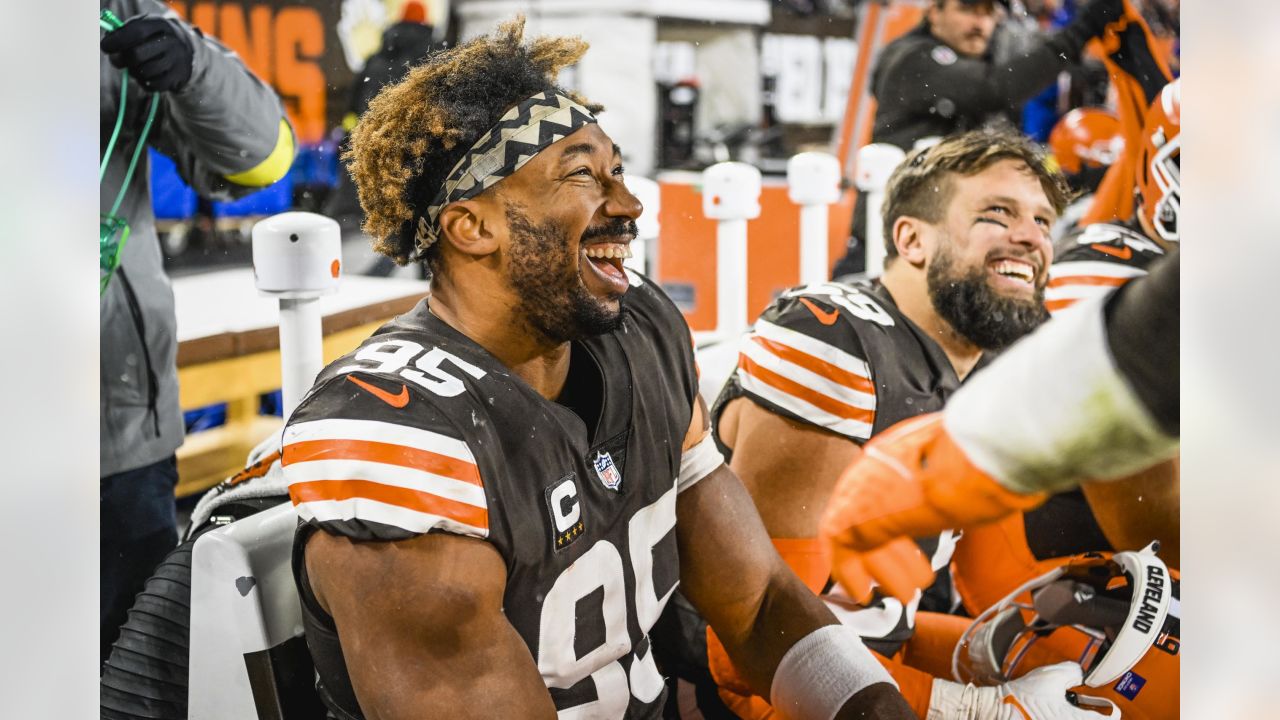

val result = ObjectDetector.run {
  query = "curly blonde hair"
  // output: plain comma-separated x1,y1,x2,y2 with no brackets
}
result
346,16,603,265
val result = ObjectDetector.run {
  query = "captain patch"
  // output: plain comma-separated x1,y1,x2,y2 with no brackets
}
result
545,475,585,552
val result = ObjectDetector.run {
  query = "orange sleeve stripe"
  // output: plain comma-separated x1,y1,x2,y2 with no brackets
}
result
1045,298,1078,313
289,479,489,529
1047,275,1130,289
750,335,875,395
229,450,281,486
739,354,875,423
283,439,482,487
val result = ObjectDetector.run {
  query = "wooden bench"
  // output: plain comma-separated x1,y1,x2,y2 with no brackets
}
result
173,269,429,497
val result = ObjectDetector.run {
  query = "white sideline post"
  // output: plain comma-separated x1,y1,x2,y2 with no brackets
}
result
696,162,761,408
702,162,762,344
624,175,660,276
251,211,342,418
787,151,842,286
854,144,906,278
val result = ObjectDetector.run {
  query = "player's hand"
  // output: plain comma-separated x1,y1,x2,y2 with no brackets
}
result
829,537,934,606
820,413,1046,604
998,663,1108,720
101,15,195,92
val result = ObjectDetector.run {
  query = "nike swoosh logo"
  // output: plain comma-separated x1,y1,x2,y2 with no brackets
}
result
1091,243,1133,260
347,375,410,408
799,297,839,326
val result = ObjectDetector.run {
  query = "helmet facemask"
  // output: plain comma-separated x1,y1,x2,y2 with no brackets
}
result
954,543,1172,689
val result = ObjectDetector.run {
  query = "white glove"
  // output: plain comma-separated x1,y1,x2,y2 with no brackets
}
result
927,662,1115,719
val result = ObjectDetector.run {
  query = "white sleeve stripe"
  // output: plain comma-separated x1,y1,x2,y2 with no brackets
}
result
296,497,489,538
1050,261,1148,280
741,336,876,411
284,459,487,507
753,319,872,379
677,434,725,493
284,418,475,463
739,372,872,440
1046,284,1125,303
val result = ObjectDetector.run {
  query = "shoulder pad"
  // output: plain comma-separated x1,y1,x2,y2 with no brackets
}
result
736,282,883,441
1048,224,1159,315
284,369,490,542
1057,223,1166,264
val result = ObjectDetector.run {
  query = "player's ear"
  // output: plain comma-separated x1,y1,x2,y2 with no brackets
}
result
439,199,501,258
892,216,928,266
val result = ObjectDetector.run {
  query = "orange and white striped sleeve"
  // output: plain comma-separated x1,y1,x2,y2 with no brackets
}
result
282,416,488,541
1046,260,1147,315
735,317,877,442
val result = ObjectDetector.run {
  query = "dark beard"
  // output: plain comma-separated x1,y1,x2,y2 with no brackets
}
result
504,206,627,344
927,246,1049,351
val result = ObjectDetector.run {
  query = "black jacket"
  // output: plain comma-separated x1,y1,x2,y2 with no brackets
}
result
870,22,1074,150
352,22,437,117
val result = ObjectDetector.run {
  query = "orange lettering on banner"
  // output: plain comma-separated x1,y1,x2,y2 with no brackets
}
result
274,7,326,144
189,2,217,37
216,4,274,84
166,2,329,145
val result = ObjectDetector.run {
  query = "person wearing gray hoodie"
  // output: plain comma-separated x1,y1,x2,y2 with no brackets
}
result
99,0,294,664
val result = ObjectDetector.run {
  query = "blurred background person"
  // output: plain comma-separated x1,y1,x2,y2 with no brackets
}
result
99,0,293,666
323,0,441,231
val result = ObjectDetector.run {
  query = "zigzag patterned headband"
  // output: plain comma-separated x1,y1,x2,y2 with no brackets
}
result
410,91,597,257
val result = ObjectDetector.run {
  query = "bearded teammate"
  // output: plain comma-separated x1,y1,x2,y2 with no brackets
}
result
282,20,913,720
650,130,1106,719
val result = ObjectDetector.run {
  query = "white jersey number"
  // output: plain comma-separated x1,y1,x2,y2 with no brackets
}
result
782,282,896,327
337,340,487,397
537,486,678,718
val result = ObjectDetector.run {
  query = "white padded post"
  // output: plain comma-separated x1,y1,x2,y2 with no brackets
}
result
251,211,341,418
702,161,762,344
854,144,905,278
787,151,842,286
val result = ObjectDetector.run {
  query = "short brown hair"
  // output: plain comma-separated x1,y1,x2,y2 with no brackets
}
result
880,129,1072,261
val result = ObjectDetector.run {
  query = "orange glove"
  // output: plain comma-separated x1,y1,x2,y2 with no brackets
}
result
820,413,1047,604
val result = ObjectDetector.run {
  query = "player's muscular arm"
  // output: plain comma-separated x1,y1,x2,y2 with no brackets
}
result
1082,457,1180,566
722,397,861,538
678,398,915,719
305,531,557,720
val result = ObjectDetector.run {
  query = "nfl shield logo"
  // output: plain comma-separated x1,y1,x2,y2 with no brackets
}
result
593,451,622,491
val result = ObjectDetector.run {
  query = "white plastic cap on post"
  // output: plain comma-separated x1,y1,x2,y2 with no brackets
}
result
853,144,906,193
702,162,763,221
787,152,842,206
251,211,342,298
